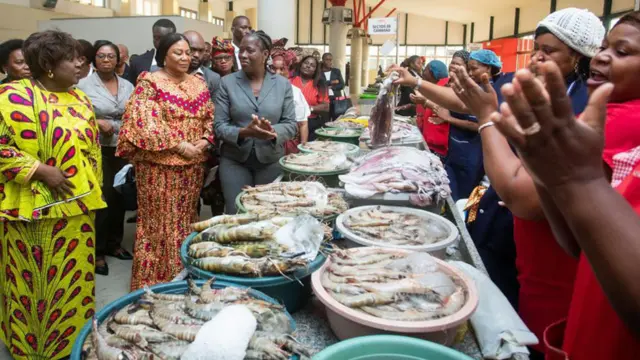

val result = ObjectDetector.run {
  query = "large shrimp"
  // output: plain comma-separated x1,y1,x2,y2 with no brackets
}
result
330,291,397,307
150,312,201,342
321,272,365,295
191,213,260,231
191,256,261,275
91,318,135,360
113,304,154,327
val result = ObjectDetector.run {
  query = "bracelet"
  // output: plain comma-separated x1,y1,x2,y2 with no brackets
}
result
478,121,495,134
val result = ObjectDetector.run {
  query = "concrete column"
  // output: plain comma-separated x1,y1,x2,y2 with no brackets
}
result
198,2,209,21
161,0,177,15
328,6,349,77
246,7,258,31
257,0,295,41
361,36,369,87
349,28,364,97
225,10,236,36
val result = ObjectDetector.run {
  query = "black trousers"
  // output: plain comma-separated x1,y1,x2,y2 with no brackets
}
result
95,146,128,257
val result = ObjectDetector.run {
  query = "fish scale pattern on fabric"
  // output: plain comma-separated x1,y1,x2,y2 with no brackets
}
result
0,79,105,221
0,215,96,360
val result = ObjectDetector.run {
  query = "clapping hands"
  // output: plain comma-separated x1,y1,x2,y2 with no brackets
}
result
491,62,612,189
246,114,277,140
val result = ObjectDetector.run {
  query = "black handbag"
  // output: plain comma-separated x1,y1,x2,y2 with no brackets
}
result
115,166,138,211
330,96,353,120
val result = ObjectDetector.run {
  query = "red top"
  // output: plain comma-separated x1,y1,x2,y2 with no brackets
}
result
417,78,449,156
602,99,640,167
544,155,640,360
290,76,328,114
513,217,578,352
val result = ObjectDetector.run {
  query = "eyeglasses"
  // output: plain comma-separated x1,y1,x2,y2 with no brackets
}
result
96,54,117,60
213,55,233,63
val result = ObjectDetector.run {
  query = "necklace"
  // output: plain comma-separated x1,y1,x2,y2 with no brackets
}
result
35,79,70,92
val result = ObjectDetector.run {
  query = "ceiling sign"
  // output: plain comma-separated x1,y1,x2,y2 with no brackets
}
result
368,17,397,35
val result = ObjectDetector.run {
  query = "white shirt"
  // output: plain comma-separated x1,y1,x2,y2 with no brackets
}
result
232,42,241,70
291,85,311,122
151,49,157,67
324,70,334,96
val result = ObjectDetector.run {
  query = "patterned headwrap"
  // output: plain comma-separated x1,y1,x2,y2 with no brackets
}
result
452,50,470,64
211,36,234,57
270,37,297,68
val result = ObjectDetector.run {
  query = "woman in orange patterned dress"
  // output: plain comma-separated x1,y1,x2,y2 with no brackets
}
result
117,33,214,290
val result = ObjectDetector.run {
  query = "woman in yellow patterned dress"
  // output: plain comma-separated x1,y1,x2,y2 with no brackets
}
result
117,33,214,290
0,31,105,360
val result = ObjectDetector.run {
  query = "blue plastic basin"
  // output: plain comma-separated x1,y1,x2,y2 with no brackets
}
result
312,335,474,360
181,232,326,313
70,280,296,360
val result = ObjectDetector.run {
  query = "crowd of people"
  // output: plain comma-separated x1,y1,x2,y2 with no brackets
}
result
0,6,638,360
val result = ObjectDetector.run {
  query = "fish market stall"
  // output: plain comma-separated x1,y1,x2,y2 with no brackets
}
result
279,153,352,187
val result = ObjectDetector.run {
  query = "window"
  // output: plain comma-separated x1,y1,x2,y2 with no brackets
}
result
180,8,198,20
211,17,224,27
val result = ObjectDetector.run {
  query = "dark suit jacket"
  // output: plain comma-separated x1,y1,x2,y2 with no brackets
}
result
201,67,221,102
214,71,297,164
323,68,345,97
127,49,154,84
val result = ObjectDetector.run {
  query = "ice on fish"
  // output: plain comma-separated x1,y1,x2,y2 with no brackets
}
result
385,252,439,273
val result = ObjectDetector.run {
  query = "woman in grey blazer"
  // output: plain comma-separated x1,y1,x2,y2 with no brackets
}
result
214,31,297,213
77,40,135,275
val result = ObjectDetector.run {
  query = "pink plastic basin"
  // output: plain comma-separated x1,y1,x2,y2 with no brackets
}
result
311,249,479,345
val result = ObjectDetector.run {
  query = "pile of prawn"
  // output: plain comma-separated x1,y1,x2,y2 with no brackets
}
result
298,140,359,154
342,207,451,246
188,213,331,277
322,248,466,321
83,278,315,360
281,152,352,173
238,182,349,218
325,120,366,129
319,128,362,136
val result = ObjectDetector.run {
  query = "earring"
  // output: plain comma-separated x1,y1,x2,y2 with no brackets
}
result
47,70,54,79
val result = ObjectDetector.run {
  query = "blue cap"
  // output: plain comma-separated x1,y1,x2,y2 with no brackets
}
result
427,60,448,80
470,49,502,69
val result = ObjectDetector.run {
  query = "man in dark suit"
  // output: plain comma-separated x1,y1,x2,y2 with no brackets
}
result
321,52,345,97
127,18,177,84
184,30,221,100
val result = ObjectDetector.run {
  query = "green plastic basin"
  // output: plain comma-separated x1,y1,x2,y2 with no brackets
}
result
180,232,326,313
315,128,362,145
312,335,474,360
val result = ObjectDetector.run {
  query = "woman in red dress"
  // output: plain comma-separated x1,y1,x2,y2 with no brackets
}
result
290,55,329,141
489,11,640,355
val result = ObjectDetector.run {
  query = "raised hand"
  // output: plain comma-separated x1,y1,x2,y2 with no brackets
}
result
449,64,499,120
491,62,612,189
387,65,418,88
